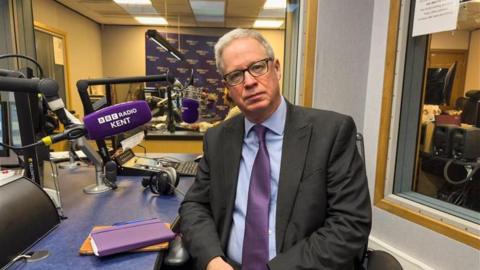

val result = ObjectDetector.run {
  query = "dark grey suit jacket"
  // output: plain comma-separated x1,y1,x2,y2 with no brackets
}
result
179,102,372,270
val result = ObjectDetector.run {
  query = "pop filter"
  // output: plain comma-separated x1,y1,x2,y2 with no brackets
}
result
181,98,199,124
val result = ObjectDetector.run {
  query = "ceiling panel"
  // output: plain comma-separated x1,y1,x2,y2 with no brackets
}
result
56,0,285,29
226,0,265,18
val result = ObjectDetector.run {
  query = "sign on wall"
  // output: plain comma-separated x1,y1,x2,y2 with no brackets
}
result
412,0,460,37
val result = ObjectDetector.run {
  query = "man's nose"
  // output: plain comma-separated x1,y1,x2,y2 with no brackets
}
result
243,71,257,88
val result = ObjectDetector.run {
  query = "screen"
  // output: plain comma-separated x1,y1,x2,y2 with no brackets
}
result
424,63,456,106
425,68,448,105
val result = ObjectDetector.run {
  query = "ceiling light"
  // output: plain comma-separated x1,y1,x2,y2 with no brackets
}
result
135,16,168,25
263,0,286,9
253,19,284,28
114,0,151,4
190,1,225,22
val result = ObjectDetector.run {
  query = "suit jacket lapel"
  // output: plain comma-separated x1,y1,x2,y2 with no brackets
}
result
220,115,244,247
276,103,312,251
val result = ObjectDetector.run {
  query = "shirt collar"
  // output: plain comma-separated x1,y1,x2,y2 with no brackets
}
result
244,96,286,136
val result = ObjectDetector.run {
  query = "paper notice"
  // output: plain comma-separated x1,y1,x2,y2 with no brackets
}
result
120,131,145,151
53,36,64,65
412,0,460,37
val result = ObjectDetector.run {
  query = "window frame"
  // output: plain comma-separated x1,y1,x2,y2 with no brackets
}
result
374,0,480,249
33,21,71,110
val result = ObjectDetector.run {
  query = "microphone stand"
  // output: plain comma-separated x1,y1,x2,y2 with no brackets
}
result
166,85,176,133
76,137,111,194
58,139,82,169
0,74,113,194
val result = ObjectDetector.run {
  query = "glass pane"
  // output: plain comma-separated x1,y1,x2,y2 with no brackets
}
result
416,28,480,217
395,0,480,223
0,0,37,164
34,29,67,103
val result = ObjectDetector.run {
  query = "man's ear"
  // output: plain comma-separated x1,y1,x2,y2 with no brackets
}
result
274,59,281,81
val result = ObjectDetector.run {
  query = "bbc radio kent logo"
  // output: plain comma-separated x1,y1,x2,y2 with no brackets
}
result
97,108,138,128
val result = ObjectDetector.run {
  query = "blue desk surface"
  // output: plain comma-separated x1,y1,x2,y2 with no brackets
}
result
11,159,194,270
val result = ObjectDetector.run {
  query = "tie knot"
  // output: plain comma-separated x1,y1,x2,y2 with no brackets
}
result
253,124,267,143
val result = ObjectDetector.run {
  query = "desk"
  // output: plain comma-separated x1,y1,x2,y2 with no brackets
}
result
14,156,194,270
141,130,204,154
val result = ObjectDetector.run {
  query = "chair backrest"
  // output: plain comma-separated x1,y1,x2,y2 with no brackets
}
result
356,133,365,162
462,99,480,126
367,250,403,270
442,62,457,106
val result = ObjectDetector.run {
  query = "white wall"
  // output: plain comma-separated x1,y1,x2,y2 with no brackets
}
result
312,0,374,131
32,0,104,116
362,1,480,270
430,30,470,50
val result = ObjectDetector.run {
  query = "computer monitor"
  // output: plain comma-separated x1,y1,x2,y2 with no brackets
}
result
424,62,457,106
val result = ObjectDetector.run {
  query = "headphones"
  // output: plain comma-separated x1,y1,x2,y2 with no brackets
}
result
141,167,179,195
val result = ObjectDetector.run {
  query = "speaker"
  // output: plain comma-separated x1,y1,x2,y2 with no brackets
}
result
0,175,60,269
142,167,179,195
433,124,457,157
451,126,480,160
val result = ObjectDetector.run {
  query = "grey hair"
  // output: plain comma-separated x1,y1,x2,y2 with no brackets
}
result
214,28,275,75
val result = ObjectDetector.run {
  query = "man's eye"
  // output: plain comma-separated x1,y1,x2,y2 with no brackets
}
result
228,72,242,81
250,63,265,73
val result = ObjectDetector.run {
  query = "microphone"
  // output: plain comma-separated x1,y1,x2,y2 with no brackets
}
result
104,160,118,189
181,98,199,124
83,100,152,140
39,100,152,146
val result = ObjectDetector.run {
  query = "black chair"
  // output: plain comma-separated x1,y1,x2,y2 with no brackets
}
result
365,250,403,270
460,90,480,126
355,134,403,270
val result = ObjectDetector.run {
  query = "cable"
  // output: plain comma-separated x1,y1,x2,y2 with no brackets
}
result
0,54,44,78
47,159,67,220
443,159,479,185
137,144,147,156
0,141,43,152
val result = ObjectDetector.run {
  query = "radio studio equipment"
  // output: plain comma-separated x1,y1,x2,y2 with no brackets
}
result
141,167,179,195
0,73,154,194
75,74,187,188
145,29,184,61
0,68,58,183
83,100,152,140
0,173,60,269
114,149,179,194
181,98,200,123
432,124,458,157
76,74,176,163
450,126,480,161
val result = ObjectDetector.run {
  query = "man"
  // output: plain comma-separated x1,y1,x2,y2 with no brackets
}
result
179,28,371,270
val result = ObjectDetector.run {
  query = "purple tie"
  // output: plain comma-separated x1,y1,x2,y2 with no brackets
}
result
242,125,270,270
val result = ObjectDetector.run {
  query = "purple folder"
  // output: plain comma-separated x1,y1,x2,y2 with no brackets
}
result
90,218,175,257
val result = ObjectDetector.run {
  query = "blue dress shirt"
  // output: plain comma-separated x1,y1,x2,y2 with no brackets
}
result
227,97,286,264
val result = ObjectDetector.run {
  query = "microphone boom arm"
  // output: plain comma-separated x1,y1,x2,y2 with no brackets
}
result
0,73,113,194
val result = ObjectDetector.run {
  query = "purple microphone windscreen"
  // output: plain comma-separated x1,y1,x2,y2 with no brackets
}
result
83,100,152,140
181,98,199,124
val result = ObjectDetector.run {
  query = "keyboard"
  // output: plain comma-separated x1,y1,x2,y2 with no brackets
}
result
174,161,198,176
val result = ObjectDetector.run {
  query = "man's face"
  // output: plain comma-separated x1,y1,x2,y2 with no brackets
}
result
221,37,281,123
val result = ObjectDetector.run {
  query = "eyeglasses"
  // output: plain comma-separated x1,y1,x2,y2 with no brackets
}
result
223,58,272,86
